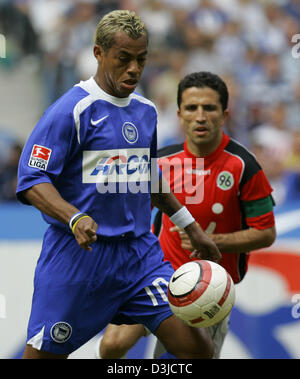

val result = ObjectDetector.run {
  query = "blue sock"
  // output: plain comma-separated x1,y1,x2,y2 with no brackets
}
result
157,352,178,359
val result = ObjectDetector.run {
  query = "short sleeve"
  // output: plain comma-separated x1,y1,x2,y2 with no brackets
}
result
17,104,76,204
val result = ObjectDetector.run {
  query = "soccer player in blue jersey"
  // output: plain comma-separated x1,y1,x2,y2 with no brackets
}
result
17,10,220,359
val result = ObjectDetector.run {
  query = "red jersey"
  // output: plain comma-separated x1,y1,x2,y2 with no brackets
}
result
154,133,275,283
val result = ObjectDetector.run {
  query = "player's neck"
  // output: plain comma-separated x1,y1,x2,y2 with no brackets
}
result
93,73,129,99
94,74,110,96
187,133,223,157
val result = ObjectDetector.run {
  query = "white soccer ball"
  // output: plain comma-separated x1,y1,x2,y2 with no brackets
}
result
167,260,235,328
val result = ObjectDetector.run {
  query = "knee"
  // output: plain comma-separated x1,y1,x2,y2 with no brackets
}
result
156,316,215,359
196,338,214,359
177,342,214,359
181,344,214,359
100,334,130,359
22,344,68,359
160,335,214,359
191,331,214,359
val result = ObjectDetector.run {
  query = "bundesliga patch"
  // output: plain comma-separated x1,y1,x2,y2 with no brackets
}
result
28,144,52,170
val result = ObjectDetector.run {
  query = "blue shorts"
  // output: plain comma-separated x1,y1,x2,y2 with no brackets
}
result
26,226,174,355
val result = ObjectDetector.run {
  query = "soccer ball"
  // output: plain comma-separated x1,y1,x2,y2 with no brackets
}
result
167,260,235,328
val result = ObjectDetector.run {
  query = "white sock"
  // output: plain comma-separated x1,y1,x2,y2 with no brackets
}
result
94,334,128,359
94,335,103,359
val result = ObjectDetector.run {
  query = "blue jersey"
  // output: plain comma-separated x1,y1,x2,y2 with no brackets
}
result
17,77,158,238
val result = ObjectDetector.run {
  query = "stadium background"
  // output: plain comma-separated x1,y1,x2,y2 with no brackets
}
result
1,0,300,359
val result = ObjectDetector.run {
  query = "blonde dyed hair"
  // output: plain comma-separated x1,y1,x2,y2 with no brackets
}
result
94,10,148,52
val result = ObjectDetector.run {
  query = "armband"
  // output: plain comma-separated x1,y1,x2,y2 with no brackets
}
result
169,206,195,229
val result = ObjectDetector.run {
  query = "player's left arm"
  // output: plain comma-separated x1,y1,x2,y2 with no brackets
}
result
215,166,277,253
207,224,276,253
173,174,277,254
207,192,276,253
172,224,276,253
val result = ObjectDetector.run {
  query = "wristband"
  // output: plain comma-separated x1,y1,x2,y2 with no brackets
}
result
69,212,89,234
169,206,195,229
72,215,91,234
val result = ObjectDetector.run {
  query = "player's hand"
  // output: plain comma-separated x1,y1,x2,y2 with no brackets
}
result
170,225,193,251
171,223,221,263
73,216,98,251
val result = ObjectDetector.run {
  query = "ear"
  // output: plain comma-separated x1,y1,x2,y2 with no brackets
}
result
94,44,104,61
177,108,182,122
177,108,185,135
223,108,229,122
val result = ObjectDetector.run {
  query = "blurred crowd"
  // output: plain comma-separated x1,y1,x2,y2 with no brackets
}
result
0,0,300,206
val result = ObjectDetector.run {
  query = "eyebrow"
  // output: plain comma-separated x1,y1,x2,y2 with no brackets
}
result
185,101,217,105
119,49,148,57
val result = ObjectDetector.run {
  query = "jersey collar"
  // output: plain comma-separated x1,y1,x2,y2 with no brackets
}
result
184,132,230,164
76,77,132,107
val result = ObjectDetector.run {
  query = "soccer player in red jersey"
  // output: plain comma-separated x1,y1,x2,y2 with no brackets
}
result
97,71,276,359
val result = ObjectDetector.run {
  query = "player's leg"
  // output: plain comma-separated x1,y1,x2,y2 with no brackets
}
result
155,314,214,359
98,323,146,359
117,233,214,359
23,228,123,358
207,314,230,359
22,345,68,359
153,338,165,358
153,315,230,359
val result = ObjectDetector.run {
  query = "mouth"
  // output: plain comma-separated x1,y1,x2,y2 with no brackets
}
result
121,78,138,91
193,126,209,136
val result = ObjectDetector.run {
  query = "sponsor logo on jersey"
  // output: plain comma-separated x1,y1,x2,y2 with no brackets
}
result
158,156,205,204
185,168,211,176
28,144,52,170
122,122,139,144
50,322,72,343
82,148,150,193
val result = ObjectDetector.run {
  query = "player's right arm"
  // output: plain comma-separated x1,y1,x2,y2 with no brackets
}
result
151,175,221,263
22,182,98,251
16,94,97,251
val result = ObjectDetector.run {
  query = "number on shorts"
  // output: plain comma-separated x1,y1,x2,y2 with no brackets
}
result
144,277,169,306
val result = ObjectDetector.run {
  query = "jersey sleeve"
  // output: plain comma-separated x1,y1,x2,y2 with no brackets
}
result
150,110,158,159
149,109,163,190
240,169,275,230
17,103,77,204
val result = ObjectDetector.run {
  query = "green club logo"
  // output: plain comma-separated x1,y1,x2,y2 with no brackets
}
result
217,171,234,190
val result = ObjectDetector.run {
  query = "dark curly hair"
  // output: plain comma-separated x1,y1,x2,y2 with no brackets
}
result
177,72,229,111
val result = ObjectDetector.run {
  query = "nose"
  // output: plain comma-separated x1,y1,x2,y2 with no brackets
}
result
196,106,206,123
127,59,140,77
